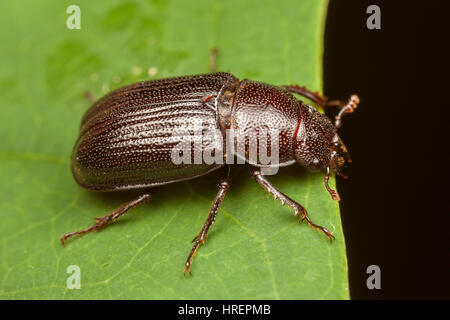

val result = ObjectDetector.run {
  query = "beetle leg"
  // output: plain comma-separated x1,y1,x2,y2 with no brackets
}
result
184,170,231,275
324,167,340,201
281,84,346,109
334,95,360,128
281,85,328,107
250,166,334,241
60,193,151,246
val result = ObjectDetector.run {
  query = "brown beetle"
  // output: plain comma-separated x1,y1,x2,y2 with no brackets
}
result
62,66,359,274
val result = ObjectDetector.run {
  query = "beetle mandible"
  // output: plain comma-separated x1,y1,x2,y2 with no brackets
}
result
61,54,359,274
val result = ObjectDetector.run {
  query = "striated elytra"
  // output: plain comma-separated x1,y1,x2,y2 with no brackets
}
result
63,71,359,274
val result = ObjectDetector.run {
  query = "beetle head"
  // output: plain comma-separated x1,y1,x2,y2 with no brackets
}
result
294,106,336,170
294,105,352,174
293,102,356,201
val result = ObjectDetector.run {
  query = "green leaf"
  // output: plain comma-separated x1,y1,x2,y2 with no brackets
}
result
0,0,348,299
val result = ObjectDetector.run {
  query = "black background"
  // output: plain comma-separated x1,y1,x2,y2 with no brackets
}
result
324,0,450,299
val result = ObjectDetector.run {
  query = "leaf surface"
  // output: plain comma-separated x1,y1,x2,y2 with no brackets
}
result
0,0,348,299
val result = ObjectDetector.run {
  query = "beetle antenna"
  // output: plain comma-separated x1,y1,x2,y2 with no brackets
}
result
335,95,360,129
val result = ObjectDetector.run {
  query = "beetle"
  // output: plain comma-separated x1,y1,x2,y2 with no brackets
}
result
61,67,359,274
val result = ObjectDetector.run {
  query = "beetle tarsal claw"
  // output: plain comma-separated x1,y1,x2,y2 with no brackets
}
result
299,213,335,241
330,190,341,201
183,262,192,276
